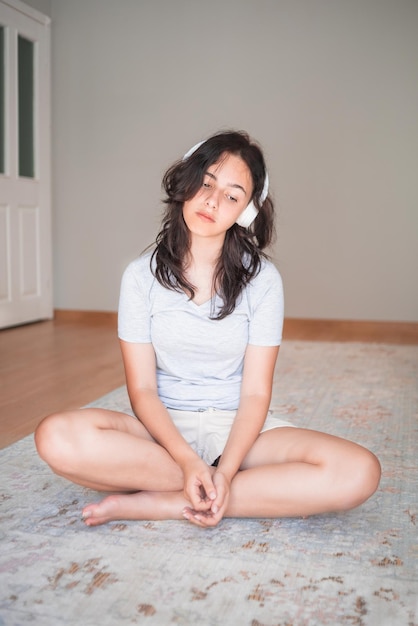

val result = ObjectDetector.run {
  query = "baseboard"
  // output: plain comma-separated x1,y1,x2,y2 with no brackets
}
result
53,310,418,344
53,309,117,326
283,318,418,344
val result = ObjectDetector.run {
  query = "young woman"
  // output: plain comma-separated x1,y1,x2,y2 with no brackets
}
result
35,130,381,528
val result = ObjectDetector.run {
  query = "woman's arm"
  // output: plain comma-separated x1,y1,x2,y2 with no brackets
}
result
120,340,216,509
183,344,279,527
218,344,280,480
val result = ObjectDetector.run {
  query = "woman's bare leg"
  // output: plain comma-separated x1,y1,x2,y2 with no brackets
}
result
79,427,381,526
35,408,184,492
231,426,381,516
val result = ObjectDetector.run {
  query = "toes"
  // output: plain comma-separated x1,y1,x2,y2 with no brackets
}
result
81,503,108,525
83,516,107,527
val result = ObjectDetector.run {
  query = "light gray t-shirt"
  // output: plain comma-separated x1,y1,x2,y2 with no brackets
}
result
118,252,284,411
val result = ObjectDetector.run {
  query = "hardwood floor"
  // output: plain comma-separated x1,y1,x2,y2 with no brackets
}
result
0,312,125,449
1,311,417,450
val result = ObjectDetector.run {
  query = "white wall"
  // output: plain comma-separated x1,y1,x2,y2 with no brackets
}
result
48,0,418,320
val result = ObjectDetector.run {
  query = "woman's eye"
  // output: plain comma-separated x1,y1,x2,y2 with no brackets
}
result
202,182,211,189
227,195,237,203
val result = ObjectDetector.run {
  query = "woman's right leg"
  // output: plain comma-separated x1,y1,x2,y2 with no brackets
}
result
34,408,184,493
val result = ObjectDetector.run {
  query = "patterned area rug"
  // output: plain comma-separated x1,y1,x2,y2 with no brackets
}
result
1,341,417,626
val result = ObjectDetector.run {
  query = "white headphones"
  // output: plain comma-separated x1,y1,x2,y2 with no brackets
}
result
183,141,269,228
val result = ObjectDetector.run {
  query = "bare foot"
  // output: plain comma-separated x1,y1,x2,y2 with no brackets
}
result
81,491,186,526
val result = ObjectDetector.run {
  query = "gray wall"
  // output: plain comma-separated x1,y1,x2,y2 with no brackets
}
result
31,0,418,320
22,0,51,17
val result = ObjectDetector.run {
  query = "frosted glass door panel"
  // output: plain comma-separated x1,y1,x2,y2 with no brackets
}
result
0,26,4,174
18,35,34,178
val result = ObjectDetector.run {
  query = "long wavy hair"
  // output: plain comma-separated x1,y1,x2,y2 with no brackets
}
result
151,130,275,320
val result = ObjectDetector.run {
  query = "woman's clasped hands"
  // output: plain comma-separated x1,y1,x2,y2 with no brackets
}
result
181,457,230,528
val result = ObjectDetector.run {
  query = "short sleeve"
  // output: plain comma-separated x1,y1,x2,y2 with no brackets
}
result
247,262,284,346
118,258,152,343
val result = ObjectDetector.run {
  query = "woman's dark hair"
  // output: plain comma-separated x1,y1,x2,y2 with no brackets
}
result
151,130,275,320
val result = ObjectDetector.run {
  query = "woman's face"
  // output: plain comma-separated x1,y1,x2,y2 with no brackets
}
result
182,152,253,242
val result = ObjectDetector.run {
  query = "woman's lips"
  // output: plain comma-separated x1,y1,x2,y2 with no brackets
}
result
196,211,215,223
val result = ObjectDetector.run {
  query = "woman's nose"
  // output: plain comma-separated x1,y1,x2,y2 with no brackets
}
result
205,190,218,209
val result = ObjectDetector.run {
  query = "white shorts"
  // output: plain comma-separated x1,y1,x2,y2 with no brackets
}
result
167,407,295,466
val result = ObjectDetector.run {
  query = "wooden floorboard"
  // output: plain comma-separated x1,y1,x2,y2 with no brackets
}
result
0,314,125,449
1,311,417,449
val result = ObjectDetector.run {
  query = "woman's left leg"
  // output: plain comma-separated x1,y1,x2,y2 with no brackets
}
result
227,427,381,517
81,427,380,525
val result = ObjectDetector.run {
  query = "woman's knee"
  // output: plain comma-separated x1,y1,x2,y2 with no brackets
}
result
35,411,79,472
360,449,381,500
336,448,381,511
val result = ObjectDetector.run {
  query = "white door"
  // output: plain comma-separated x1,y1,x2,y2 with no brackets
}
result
0,0,52,329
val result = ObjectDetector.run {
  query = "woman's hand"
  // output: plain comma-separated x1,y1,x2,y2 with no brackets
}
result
182,470,230,528
181,457,217,513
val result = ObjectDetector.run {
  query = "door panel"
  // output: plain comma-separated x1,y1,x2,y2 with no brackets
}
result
19,204,39,297
0,202,9,299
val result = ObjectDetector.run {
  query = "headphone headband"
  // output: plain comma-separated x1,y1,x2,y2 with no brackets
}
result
183,140,269,227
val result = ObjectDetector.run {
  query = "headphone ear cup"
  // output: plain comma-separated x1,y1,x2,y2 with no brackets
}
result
235,201,259,228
